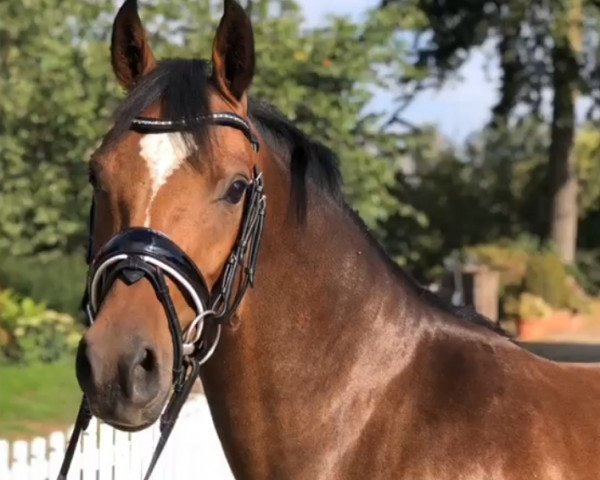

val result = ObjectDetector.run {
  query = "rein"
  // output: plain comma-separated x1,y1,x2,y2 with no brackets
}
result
57,112,266,480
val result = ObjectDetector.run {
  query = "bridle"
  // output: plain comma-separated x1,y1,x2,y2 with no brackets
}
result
57,112,266,480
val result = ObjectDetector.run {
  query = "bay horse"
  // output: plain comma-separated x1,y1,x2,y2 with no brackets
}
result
74,0,600,478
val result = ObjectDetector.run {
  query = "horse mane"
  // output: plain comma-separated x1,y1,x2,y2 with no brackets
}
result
247,99,343,219
107,57,507,338
343,208,510,338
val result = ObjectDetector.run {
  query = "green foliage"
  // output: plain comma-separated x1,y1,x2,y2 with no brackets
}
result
466,240,591,321
0,0,410,263
508,293,554,323
382,129,469,277
0,0,116,256
573,249,600,295
382,117,600,282
381,123,546,280
0,253,88,316
575,128,600,217
524,252,572,310
466,237,538,291
0,290,81,365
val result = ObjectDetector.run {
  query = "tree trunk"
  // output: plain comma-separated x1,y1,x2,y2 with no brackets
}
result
548,0,582,265
490,29,524,128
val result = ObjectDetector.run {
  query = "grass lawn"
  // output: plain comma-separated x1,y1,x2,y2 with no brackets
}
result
0,357,81,440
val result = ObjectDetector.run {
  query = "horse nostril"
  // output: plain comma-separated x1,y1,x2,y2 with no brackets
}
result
120,344,160,403
139,347,156,373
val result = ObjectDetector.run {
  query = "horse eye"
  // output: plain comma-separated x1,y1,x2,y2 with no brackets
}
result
224,180,248,204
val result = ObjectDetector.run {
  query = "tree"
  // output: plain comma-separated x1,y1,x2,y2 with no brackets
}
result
0,0,408,258
382,117,600,282
380,125,542,280
382,0,600,264
575,126,600,253
548,0,581,265
0,0,115,256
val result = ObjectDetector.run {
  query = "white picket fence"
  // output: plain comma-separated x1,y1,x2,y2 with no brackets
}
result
0,395,234,480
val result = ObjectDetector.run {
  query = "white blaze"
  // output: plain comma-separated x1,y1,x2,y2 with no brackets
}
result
139,133,188,226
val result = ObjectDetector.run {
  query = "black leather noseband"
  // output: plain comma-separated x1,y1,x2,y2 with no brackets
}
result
87,228,211,387
58,112,266,480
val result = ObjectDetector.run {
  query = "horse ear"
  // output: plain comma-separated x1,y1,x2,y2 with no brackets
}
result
211,0,255,104
111,0,156,90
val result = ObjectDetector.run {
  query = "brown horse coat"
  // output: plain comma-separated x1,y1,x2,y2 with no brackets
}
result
76,1,600,478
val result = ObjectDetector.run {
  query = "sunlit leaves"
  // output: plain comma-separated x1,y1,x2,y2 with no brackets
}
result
1,0,412,257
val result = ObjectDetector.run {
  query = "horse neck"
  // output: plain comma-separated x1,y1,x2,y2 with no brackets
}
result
200,147,429,476
211,147,424,375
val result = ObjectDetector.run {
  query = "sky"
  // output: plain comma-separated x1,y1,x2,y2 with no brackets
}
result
297,0,500,143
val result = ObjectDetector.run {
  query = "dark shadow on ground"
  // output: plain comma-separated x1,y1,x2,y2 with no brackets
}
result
519,342,600,363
